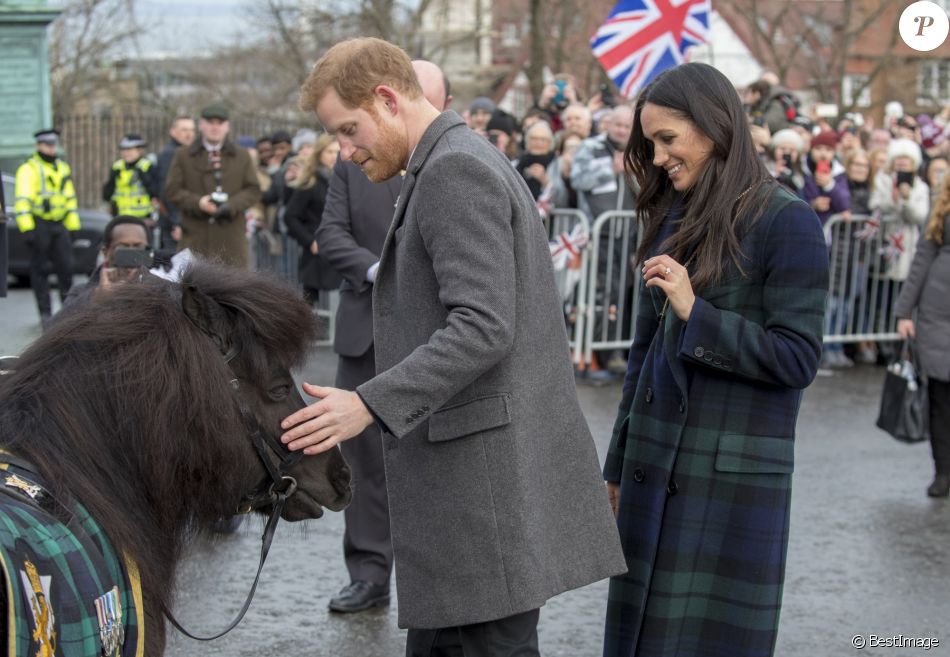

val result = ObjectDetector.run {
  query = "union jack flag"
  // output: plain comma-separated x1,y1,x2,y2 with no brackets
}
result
591,0,711,99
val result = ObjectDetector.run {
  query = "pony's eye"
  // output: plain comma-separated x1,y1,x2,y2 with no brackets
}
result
268,385,291,401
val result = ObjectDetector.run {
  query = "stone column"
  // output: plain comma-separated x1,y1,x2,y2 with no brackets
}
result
0,1,61,173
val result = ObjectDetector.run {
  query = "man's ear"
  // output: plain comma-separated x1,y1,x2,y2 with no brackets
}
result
375,85,399,115
181,283,232,355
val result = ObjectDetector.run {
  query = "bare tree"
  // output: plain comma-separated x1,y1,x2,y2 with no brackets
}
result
48,0,142,120
716,0,896,112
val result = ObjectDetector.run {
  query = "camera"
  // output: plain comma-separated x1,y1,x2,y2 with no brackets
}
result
751,116,766,128
210,190,229,205
782,153,794,169
599,84,616,108
111,246,153,269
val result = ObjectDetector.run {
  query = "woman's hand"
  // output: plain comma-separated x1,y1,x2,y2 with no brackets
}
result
897,318,916,340
643,254,696,321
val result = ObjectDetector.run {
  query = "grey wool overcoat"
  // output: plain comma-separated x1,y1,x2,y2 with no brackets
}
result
357,111,627,630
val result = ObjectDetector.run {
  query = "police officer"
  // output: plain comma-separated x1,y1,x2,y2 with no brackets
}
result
14,129,80,329
102,134,158,224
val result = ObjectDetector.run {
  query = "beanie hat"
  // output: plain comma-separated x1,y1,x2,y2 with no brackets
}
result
469,96,496,114
886,138,922,171
771,128,804,152
810,130,838,150
292,129,318,152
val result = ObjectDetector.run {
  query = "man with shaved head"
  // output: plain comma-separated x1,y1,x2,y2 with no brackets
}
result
313,59,452,615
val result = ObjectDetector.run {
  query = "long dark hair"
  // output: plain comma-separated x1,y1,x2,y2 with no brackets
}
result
626,63,776,290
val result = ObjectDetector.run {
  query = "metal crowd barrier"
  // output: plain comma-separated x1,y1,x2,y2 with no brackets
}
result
823,213,902,344
247,209,902,366
582,210,640,369
574,210,904,369
547,209,592,365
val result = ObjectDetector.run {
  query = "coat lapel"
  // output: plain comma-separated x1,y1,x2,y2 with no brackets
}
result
377,111,468,278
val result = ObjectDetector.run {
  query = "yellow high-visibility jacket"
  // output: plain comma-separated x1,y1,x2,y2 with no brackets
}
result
103,157,155,218
14,153,80,233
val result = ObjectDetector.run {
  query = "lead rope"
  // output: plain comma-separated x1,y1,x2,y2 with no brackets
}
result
162,487,289,641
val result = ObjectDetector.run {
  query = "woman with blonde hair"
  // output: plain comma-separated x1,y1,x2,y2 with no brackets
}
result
895,172,950,497
284,133,342,304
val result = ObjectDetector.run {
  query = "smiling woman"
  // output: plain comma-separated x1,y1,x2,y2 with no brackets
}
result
604,62,830,657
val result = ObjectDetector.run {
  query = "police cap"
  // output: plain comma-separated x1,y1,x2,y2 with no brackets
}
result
33,129,60,146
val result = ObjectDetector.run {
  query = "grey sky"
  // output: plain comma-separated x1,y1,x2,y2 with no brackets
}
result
134,0,251,56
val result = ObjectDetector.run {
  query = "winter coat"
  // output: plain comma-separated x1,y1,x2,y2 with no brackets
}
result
895,214,950,381
571,132,637,221
800,158,851,225
604,184,828,657
164,139,260,268
356,111,627,629
283,171,342,292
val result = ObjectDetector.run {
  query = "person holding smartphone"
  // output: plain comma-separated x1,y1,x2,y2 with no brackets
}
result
870,138,931,281
61,216,151,311
800,129,851,225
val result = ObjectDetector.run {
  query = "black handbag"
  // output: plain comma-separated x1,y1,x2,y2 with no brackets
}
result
876,340,929,443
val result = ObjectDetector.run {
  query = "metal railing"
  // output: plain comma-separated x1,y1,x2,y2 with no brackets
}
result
246,209,908,367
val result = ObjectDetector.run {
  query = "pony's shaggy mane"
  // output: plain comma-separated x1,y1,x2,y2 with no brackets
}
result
0,263,318,624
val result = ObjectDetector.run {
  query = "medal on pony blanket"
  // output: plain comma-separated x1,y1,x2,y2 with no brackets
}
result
94,586,124,657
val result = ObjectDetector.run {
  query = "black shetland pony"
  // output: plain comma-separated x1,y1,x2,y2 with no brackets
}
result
0,263,351,657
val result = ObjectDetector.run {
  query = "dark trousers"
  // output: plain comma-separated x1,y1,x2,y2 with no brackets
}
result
28,218,73,316
930,377,950,474
406,608,541,657
337,346,393,586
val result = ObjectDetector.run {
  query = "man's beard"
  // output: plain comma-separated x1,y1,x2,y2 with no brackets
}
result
357,119,407,183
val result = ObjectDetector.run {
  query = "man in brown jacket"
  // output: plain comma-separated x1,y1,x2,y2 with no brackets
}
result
164,104,261,268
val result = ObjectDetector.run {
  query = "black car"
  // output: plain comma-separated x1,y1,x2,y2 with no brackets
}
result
3,171,110,286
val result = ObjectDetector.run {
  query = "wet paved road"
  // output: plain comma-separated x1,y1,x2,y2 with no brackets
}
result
1,287,947,657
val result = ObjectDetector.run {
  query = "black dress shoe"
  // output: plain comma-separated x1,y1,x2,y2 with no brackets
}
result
927,474,950,498
328,580,390,613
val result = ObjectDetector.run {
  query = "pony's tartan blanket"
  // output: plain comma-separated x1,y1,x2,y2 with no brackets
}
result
0,459,143,657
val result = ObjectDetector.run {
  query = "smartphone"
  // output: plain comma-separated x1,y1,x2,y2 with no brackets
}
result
816,160,831,175
782,153,794,169
896,171,915,186
112,246,152,269
553,79,568,106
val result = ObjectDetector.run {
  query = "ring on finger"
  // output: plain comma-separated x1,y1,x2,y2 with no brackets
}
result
664,266,673,275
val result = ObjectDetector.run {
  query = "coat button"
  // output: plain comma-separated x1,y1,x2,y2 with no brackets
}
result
694,346,705,358
406,416,415,424
633,468,645,483
678,397,686,413
645,387,653,403
667,481,678,496
703,353,713,362
713,357,722,366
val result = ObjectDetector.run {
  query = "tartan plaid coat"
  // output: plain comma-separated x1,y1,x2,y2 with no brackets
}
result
603,185,829,657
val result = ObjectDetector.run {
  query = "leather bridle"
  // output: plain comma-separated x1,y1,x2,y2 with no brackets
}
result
164,341,305,641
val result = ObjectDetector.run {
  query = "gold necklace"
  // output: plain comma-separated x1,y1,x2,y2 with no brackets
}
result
656,182,756,321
